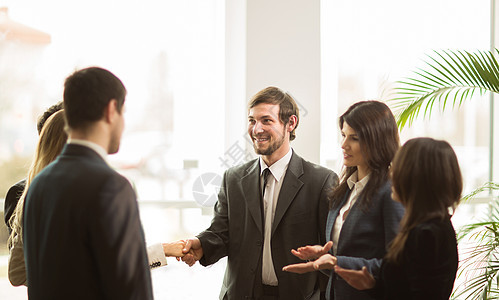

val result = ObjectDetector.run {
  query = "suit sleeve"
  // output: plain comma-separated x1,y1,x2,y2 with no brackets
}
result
197,170,230,266
335,189,404,275
147,243,167,269
88,175,153,300
318,171,339,245
8,235,27,286
317,171,339,287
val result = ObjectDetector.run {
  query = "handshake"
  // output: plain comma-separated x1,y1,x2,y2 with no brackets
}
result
161,238,204,267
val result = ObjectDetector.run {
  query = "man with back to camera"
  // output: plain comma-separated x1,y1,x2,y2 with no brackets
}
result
23,67,154,299
180,86,339,299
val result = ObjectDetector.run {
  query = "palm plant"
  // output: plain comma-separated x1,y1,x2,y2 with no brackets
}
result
390,49,499,299
453,182,499,299
392,49,499,128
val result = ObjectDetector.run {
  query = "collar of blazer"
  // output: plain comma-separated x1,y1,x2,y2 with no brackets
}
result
241,150,304,235
60,143,109,165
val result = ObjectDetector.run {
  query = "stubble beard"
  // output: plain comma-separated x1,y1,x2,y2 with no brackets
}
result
252,128,286,156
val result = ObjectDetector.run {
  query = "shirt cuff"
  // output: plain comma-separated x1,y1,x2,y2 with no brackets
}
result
147,243,167,269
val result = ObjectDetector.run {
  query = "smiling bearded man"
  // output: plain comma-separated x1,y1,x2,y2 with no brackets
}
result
178,86,339,300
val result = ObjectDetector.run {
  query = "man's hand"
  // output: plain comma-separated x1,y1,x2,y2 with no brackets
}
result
177,238,203,267
162,240,186,257
334,265,375,290
283,253,337,274
290,241,333,261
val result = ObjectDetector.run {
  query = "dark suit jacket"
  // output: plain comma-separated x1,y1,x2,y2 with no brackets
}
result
23,144,153,300
4,179,26,234
325,181,404,300
197,151,338,300
375,216,458,300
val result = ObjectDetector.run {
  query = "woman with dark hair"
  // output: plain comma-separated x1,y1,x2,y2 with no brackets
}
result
283,101,404,300
334,137,461,299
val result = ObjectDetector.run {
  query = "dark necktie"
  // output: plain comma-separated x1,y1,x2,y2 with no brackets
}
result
262,168,271,198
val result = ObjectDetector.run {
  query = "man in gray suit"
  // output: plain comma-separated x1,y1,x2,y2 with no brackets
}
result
181,87,338,299
23,67,153,299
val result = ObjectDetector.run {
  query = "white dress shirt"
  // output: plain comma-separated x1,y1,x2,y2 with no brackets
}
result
259,148,293,286
332,171,370,255
68,139,109,164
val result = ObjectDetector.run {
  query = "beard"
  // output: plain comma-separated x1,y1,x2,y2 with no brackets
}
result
252,127,286,156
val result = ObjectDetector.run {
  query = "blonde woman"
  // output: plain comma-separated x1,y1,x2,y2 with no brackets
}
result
8,109,67,286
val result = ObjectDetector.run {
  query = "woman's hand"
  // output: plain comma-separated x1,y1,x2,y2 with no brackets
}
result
290,241,333,261
162,240,186,257
283,253,337,274
334,265,376,290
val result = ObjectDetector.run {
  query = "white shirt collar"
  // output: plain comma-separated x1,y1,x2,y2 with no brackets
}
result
347,170,370,190
68,138,109,163
259,148,293,182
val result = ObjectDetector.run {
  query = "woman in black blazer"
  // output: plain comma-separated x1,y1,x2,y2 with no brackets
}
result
335,137,461,299
283,101,404,300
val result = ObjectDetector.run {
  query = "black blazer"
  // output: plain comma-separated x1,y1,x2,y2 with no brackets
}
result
197,151,338,300
325,181,405,300
4,179,26,234
23,144,152,300
375,217,458,299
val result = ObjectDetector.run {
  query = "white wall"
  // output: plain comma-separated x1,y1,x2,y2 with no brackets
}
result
225,0,322,163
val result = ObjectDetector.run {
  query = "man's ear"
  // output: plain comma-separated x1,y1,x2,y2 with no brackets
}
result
287,115,298,132
104,99,118,123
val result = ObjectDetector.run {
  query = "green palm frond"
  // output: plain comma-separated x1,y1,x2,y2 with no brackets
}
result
453,222,499,299
390,49,499,129
460,182,499,203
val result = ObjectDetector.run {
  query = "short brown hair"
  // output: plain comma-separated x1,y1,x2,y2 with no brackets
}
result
37,101,63,135
64,67,126,130
248,86,299,141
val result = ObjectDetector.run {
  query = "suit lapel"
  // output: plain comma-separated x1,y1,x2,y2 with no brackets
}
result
334,190,352,253
271,152,304,236
326,191,349,243
326,208,339,244
241,160,263,234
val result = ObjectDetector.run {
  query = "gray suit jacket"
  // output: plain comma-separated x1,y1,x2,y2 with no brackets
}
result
325,181,404,300
198,151,338,300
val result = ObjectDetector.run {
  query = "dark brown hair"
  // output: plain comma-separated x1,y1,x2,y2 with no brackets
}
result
37,101,63,135
248,86,299,141
329,101,399,209
64,67,126,130
386,138,462,264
